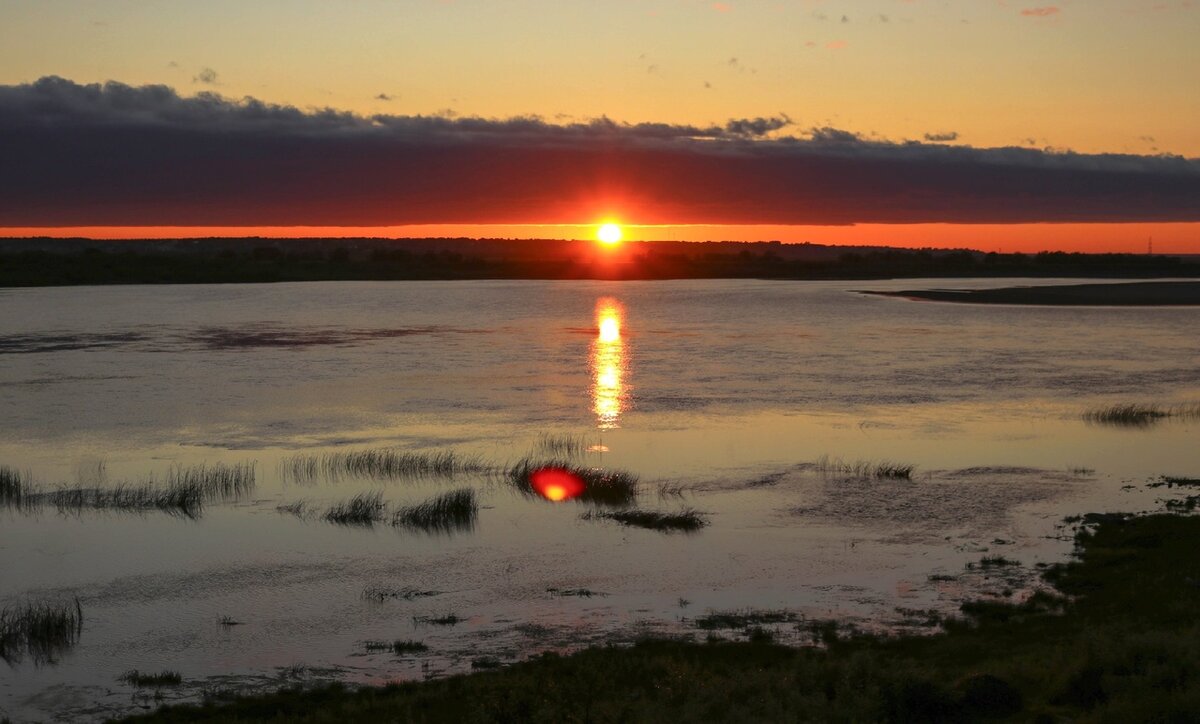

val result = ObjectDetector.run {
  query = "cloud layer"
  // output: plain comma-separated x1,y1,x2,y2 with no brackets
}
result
1,77,1198,227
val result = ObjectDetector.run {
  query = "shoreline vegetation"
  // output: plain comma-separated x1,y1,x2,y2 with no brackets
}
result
121,506,1200,723
1,237,1198,287
864,280,1200,306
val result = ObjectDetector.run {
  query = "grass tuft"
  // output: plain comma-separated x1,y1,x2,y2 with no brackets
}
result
281,449,490,484
0,466,28,505
391,488,477,533
3,462,255,518
120,670,183,687
1082,402,1200,428
364,639,429,655
811,455,916,480
507,457,639,506
0,598,83,665
361,586,441,602
533,433,590,458
694,609,797,630
324,492,386,526
582,508,708,532
412,614,463,627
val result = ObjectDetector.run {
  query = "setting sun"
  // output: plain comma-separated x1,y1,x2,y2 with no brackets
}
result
597,223,623,246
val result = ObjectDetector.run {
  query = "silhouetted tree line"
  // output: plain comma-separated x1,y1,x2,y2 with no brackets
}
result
0,241,1195,287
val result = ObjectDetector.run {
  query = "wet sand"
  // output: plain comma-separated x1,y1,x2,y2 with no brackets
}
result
864,281,1200,306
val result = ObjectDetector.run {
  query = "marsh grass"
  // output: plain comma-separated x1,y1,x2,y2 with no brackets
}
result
811,455,915,480
0,598,83,665
507,457,639,506
532,433,589,459
656,482,689,500
2,462,255,518
412,614,462,627
362,586,441,602
165,462,255,500
1150,476,1200,489
1082,402,1200,428
113,514,1200,723
976,555,1021,568
324,492,386,526
275,500,313,518
364,640,428,655
43,482,208,518
582,508,707,532
694,609,798,631
120,670,183,687
391,488,477,533
546,587,605,598
0,466,27,505
281,449,490,484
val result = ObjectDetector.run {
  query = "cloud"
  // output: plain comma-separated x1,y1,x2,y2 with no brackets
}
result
0,77,1197,227
193,67,218,84
1020,6,1061,16
924,131,959,143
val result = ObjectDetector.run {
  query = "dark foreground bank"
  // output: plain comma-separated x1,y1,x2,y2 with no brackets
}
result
119,505,1200,723
865,280,1200,306
2,238,1198,286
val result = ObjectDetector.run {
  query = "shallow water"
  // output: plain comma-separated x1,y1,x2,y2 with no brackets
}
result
1,278,1198,721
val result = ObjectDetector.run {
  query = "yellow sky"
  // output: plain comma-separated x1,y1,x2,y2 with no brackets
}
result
2,0,1198,156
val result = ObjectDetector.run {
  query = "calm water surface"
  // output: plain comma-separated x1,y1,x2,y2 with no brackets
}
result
1,279,1198,721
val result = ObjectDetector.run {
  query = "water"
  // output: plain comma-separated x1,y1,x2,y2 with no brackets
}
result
2,278,1198,721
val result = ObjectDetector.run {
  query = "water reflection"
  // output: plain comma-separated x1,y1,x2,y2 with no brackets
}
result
591,298,628,430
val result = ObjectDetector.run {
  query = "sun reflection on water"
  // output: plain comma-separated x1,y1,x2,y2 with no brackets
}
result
591,298,628,430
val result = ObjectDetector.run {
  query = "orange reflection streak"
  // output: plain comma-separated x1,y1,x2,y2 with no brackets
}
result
529,467,586,502
591,297,628,430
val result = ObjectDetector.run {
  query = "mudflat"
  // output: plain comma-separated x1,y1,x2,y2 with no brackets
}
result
864,281,1200,306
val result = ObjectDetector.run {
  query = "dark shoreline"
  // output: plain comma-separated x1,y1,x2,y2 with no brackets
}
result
122,506,1200,723
863,280,1200,306
2,238,1198,287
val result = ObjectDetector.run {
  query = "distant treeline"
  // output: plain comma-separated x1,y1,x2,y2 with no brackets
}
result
0,238,1196,286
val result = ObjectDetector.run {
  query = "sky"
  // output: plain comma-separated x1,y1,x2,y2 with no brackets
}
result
1,0,1198,251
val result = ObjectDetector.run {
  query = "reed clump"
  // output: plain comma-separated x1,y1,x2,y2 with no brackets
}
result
2,462,255,518
165,462,256,500
0,466,27,505
281,448,490,484
533,433,589,458
120,670,183,687
1082,402,1200,428
811,455,916,480
391,488,477,533
361,586,440,602
507,457,639,506
582,508,708,532
0,598,83,665
323,492,386,526
364,640,428,655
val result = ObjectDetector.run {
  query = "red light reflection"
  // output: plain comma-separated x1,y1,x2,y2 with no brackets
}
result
530,467,586,502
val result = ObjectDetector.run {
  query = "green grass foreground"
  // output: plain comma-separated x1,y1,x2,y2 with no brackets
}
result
122,513,1200,723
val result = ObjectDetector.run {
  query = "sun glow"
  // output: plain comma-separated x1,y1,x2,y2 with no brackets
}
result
597,223,623,246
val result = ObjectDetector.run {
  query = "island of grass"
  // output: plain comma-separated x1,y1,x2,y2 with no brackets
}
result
864,280,1200,306
121,509,1200,722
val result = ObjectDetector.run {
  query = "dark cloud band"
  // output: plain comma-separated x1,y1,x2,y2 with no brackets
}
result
1,77,1197,226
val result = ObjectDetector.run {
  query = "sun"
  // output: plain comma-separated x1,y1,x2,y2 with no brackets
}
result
597,223,623,246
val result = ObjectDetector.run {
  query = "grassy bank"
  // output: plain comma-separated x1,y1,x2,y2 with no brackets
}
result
121,510,1200,722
